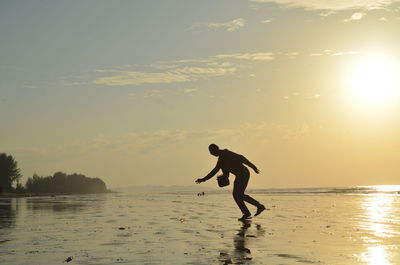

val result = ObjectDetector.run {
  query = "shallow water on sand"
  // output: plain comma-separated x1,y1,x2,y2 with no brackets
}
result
1,191,399,265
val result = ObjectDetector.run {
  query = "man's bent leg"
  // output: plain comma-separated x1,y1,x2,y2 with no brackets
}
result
233,177,251,216
244,194,266,216
243,194,262,207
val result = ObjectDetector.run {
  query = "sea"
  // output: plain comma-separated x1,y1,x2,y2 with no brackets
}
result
1,185,399,265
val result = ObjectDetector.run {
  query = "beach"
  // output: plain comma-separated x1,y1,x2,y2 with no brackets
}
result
1,187,399,265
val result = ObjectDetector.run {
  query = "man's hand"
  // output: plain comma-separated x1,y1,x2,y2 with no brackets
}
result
195,178,204,184
254,167,260,174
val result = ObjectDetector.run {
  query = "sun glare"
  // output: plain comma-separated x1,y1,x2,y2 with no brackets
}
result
345,53,399,111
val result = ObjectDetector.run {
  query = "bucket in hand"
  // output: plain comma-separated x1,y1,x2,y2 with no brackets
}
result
217,175,229,187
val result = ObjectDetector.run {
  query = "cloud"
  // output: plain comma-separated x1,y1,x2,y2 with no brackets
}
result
319,11,336,17
214,52,274,61
91,52,275,86
285,52,299,57
261,19,272,23
249,0,396,10
309,50,360,56
208,18,245,32
183,88,198,93
306,94,321,99
331,51,361,56
170,52,274,63
344,12,365,22
282,123,310,140
92,66,236,86
93,71,190,86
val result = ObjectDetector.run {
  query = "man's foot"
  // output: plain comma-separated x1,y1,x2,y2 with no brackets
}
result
238,214,252,221
254,205,266,216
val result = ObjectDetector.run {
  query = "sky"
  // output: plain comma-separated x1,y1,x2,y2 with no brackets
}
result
1,0,400,189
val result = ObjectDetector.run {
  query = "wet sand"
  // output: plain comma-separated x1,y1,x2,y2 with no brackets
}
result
1,191,399,264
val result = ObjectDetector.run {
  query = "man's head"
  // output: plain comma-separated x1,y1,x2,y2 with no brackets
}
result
208,144,220,156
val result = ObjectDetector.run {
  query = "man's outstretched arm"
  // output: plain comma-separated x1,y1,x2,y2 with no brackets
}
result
241,155,260,174
196,164,220,184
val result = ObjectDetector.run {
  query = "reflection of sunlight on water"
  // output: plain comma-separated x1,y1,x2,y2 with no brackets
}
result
362,246,390,265
360,194,396,265
371,185,400,193
362,195,394,238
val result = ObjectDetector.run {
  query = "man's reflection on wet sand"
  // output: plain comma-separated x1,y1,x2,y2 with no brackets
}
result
233,219,252,263
220,219,265,264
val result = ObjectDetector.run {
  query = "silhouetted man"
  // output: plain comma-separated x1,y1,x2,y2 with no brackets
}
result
196,144,266,221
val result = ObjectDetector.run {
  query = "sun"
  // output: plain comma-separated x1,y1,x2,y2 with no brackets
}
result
345,53,399,111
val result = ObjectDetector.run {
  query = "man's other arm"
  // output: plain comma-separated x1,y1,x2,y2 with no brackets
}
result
240,155,260,174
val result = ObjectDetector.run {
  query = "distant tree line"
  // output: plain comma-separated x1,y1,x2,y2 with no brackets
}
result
0,153,108,194
25,172,108,194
